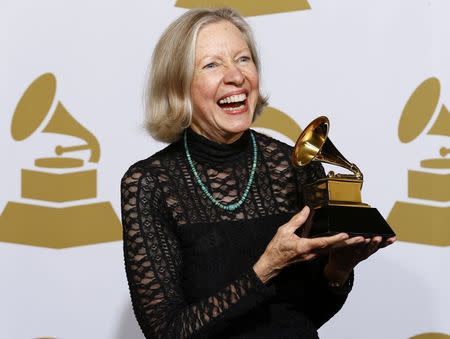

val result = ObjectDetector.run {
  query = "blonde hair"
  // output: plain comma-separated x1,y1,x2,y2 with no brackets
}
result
144,8,268,143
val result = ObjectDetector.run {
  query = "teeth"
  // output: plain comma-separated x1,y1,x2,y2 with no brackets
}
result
222,104,245,111
219,93,247,104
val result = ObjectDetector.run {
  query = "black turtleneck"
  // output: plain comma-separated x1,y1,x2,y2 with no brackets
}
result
121,129,352,339
185,128,252,165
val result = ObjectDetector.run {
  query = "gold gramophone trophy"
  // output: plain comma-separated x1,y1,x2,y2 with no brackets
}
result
291,116,396,238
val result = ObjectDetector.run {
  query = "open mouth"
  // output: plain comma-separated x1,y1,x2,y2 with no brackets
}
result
217,93,247,112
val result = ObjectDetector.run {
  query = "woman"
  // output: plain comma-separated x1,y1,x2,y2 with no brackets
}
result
121,8,395,339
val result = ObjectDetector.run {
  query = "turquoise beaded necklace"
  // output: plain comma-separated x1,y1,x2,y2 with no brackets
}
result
183,130,257,211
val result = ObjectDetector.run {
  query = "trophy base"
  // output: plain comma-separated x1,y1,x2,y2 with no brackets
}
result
308,205,396,238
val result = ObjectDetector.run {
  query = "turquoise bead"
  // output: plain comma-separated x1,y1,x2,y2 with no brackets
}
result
184,130,257,211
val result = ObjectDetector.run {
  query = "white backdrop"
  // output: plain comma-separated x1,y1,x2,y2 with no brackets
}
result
1,1,449,338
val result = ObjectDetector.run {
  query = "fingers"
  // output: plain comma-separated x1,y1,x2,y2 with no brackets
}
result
364,235,396,251
284,206,310,233
304,253,319,261
357,235,396,249
366,236,382,254
351,236,382,260
340,236,365,247
304,232,350,252
380,236,397,248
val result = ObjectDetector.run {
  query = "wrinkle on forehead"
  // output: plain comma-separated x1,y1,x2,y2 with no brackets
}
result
195,21,250,64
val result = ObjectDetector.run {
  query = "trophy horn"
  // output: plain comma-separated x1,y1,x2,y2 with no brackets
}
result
291,116,363,179
11,73,100,163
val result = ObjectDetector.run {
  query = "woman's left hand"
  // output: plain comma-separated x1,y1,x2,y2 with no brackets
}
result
323,235,396,284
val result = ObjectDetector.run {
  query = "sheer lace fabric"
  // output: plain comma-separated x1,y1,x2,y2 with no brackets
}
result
121,130,347,339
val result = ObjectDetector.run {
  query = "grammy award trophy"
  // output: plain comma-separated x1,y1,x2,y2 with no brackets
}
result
291,116,396,238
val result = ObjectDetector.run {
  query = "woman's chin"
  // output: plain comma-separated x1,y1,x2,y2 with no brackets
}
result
221,117,253,134
220,109,254,130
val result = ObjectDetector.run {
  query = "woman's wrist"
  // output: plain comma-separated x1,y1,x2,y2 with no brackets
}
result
253,255,279,284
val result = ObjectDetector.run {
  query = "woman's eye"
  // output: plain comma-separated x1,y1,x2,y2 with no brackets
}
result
203,62,217,69
238,56,251,63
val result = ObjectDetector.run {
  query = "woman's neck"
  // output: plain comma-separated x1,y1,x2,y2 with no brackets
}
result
189,125,245,145
184,127,252,165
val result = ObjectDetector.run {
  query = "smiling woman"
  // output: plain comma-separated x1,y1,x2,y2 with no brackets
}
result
189,20,259,143
144,8,267,144
121,7,394,339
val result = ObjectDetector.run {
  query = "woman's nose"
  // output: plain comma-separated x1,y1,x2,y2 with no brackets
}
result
223,64,245,86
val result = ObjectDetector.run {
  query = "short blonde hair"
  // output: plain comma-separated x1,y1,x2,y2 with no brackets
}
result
145,8,268,143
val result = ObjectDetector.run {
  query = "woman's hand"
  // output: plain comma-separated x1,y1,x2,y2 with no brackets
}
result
253,206,361,284
323,235,397,284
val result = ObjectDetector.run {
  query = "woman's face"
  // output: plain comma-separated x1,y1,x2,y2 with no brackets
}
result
190,20,260,144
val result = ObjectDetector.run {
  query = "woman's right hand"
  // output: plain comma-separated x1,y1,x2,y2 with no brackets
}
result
253,206,362,284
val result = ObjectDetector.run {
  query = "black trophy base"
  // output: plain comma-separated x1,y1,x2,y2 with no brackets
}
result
308,205,396,239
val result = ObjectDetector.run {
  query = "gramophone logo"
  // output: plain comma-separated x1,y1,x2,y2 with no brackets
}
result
253,106,302,143
409,333,450,339
0,73,122,248
387,77,450,247
175,0,310,16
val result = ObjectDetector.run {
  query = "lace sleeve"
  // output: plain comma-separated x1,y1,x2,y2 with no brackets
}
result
121,165,274,339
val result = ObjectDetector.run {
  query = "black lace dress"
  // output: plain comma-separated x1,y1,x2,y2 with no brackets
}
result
121,129,352,339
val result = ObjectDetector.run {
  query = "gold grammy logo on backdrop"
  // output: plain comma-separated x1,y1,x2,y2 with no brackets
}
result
252,106,302,143
387,77,450,247
176,0,310,16
410,333,450,339
0,73,121,248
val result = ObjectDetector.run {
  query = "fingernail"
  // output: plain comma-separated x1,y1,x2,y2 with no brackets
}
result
355,236,364,243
